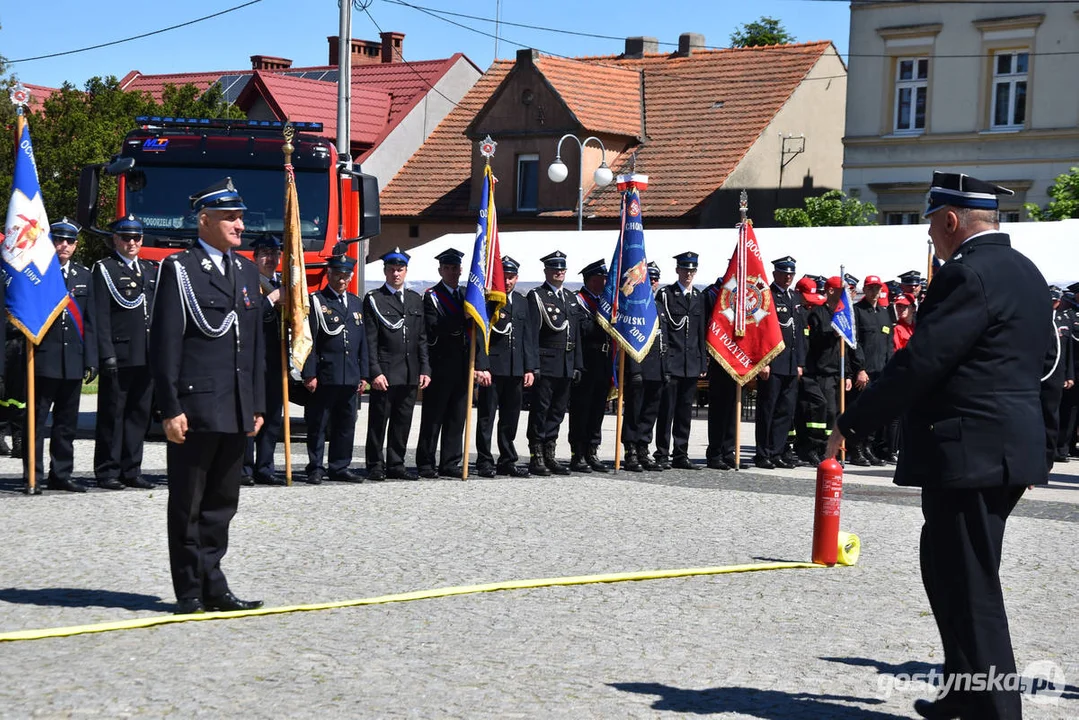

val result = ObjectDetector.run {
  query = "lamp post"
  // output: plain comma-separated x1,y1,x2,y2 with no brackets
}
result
547,134,613,231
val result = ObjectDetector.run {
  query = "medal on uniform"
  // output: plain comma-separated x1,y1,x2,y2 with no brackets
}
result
242,286,252,308
200,258,213,273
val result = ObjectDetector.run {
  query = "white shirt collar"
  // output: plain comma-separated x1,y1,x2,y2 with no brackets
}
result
197,239,228,273
383,283,403,296
677,281,693,295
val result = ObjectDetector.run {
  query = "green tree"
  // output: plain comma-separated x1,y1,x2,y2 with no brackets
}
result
1024,167,1079,220
160,82,245,119
730,17,795,48
775,190,878,227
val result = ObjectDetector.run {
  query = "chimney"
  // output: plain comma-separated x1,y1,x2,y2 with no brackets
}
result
516,48,539,68
677,32,706,57
624,37,659,58
250,55,293,71
381,31,404,63
327,36,384,66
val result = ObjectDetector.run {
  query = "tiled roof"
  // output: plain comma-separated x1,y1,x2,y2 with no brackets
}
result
533,57,642,138
382,42,835,219
237,71,392,146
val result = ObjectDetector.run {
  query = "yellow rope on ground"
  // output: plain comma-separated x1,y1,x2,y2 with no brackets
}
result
0,560,830,643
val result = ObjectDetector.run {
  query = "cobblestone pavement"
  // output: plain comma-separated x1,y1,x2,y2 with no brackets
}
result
0,402,1076,718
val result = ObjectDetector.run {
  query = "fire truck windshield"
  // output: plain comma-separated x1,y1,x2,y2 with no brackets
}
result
124,165,329,251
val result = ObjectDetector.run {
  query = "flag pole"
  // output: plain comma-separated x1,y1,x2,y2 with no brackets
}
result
26,343,36,494
462,332,476,480
926,237,934,285
735,384,742,470
281,126,296,486
838,265,846,464
734,190,748,472
615,348,625,470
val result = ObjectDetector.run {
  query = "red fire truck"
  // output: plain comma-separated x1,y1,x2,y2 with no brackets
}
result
75,116,380,290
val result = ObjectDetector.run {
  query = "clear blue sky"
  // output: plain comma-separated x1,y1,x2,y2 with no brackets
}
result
2,0,850,89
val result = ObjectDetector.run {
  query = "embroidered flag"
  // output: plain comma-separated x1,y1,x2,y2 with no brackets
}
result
282,160,313,379
595,174,658,363
705,221,785,385
3,116,69,343
831,286,857,349
464,163,506,352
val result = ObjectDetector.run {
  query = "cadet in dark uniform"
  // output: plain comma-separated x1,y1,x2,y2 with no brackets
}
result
623,262,668,472
22,218,97,493
417,248,470,478
526,251,583,476
474,256,535,477
655,251,706,470
92,215,156,490
752,256,805,469
364,248,431,481
831,173,1052,720
1059,285,1079,459
302,255,369,484
1051,285,1075,463
243,235,286,486
847,274,892,467
568,259,612,473
151,178,265,614
702,275,745,470
800,277,851,465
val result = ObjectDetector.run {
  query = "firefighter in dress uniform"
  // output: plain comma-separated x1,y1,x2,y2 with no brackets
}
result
21,218,97,494
1051,285,1075,463
654,251,706,471
417,248,470,478
568,259,612,474
702,274,746,470
526,251,583,476
302,255,369,484
847,274,893,466
242,235,287,486
800,276,852,465
753,256,805,470
92,215,156,490
151,178,265,614
364,248,430,481
474,256,535,477
623,262,668,472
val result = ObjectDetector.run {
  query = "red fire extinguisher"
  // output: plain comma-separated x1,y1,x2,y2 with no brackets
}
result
812,458,844,566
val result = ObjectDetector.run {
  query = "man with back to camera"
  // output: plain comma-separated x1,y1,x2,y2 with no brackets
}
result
151,177,265,614
827,172,1056,720
364,248,430,481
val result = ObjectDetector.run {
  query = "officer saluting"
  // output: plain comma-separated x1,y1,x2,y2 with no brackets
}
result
23,218,97,494
474,256,535,477
92,214,156,490
151,177,265,614
568,259,612,473
417,248,470,478
655,251,706,470
364,248,430,481
753,256,804,469
302,255,369,484
526,251,583,476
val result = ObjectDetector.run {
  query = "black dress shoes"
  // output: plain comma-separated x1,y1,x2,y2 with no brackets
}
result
913,694,964,720
497,465,530,477
387,467,419,481
330,469,365,483
48,477,88,493
774,456,798,469
305,470,324,485
204,592,263,612
723,457,751,470
22,483,43,495
97,478,125,490
254,473,287,486
706,458,730,470
439,466,463,479
367,467,387,482
174,598,205,615
754,456,776,470
671,457,699,471
122,476,155,489
418,467,438,479
240,475,255,486
476,465,497,478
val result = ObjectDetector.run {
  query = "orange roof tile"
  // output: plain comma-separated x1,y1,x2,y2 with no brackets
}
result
382,42,835,219
533,57,642,138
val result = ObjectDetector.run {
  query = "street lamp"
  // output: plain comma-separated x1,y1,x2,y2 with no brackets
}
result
547,134,613,231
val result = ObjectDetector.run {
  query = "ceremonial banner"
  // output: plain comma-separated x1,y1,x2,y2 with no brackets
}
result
831,287,857,349
3,117,69,343
596,174,658,363
705,221,784,385
464,163,506,352
282,160,313,379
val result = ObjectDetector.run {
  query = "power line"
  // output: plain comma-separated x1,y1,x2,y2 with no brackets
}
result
8,0,266,64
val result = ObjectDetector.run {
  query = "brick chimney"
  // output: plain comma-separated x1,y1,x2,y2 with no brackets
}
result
381,31,404,63
250,55,293,71
677,32,706,57
624,37,658,58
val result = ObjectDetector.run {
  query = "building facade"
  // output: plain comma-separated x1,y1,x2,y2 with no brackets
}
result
843,1,1079,223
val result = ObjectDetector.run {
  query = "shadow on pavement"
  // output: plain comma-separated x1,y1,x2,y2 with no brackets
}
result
0,587,172,612
609,682,908,718
820,656,938,677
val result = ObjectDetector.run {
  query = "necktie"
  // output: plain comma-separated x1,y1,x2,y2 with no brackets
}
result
222,253,230,279
396,290,404,305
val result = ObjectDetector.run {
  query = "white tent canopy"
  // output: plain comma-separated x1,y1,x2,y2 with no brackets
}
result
364,219,1079,294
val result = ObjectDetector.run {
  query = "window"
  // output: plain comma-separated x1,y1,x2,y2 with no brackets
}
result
516,154,539,211
1001,210,1021,223
894,57,928,133
885,212,922,225
991,51,1028,129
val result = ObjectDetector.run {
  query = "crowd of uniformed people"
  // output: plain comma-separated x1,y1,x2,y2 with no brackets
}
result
5,207,1077,494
